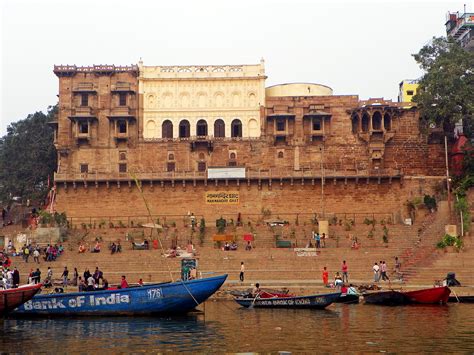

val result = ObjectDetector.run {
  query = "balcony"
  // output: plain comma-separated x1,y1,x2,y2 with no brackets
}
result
72,83,97,93
111,82,135,92
71,106,95,117
76,131,91,141
109,106,136,118
114,131,129,141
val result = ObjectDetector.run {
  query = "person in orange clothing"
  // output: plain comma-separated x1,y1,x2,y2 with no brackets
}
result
322,266,329,286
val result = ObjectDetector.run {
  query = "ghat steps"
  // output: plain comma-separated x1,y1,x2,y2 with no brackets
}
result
10,207,455,287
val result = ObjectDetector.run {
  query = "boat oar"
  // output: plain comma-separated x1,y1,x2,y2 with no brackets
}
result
249,292,260,309
451,289,460,303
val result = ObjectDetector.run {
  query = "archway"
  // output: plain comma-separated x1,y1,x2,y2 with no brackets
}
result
162,120,173,139
214,119,225,137
231,119,242,138
179,120,190,138
196,119,208,136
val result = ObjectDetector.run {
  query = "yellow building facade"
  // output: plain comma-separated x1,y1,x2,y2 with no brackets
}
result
139,60,266,139
398,80,419,102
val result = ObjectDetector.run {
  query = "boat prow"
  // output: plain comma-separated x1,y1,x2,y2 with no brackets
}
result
1,283,43,316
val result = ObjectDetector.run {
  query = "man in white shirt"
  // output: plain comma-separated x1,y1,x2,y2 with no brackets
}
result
373,262,380,282
87,275,95,291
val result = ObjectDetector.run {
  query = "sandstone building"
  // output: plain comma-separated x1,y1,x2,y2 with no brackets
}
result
51,61,446,223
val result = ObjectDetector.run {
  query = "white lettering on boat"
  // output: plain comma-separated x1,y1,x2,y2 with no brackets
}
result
22,293,131,311
256,298,316,306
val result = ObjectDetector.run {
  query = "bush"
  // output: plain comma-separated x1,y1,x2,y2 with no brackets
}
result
436,234,463,250
216,217,226,234
423,195,437,211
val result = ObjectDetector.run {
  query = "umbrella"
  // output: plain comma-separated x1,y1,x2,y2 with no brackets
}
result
141,223,163,230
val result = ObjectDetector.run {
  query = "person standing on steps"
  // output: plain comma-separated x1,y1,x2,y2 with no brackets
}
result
240,262,245,282
381,261,390,281
373,262,380,283
341,260,349,283
61,267,69,288
322,266,329,286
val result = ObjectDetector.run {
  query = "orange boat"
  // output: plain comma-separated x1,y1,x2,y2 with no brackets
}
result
403,286,451,304
0,283,43,316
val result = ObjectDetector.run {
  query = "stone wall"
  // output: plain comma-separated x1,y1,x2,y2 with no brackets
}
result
54,177,444,222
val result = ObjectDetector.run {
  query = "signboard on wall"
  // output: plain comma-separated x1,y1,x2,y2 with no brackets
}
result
207,167,246,179
206,191,239,204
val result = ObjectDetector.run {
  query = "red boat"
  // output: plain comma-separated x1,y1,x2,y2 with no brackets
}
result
0,283,43,316
403,286,451,304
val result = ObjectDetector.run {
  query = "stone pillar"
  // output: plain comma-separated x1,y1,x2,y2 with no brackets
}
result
294,146,300,171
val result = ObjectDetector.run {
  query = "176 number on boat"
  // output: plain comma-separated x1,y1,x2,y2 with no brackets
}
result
147,288,163,300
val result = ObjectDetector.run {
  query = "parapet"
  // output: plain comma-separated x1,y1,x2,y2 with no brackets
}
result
266,83,333,97
53,64,139,77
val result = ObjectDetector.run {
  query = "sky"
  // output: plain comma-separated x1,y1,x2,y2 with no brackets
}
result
0,0,470,135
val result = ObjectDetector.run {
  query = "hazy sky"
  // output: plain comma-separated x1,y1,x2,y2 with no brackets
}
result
0,0,469,135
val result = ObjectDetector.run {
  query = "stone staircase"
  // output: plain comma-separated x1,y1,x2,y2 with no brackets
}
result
8,211,450,288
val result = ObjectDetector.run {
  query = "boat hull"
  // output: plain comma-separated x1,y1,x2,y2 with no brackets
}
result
448,295,474,303
234,292,341,309
12,275,227,316
364,291,409,306
1,284,43,316
403,286,451,304
335,294,360,304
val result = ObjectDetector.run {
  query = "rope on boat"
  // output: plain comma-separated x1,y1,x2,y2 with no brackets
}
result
180,279,200,306
130,173,174,282
131,173,200,307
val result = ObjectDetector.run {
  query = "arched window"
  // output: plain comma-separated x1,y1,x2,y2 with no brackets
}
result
384,113,391,131
162,120,173,139
179,120,190,138
214,119,225,138
278,151,284,159
229,152,236,160
351,114,359,134
196,119,208,137
168,153,174,161
231,119,242,138
361,113,370,133
372,111,382,130
198,152,205,160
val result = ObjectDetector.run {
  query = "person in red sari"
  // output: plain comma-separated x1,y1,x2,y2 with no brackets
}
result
322,266,329,286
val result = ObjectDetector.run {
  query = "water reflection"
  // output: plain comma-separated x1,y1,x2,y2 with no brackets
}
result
1,302,474,352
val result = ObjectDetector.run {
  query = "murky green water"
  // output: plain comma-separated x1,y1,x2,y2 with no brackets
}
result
1,302,474,353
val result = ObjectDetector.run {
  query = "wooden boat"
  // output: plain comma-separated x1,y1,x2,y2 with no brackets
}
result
448,295,474,303
363,290,409,306
230,288,293,299
234,292,341,309
334,293,360,304
1,283,43,316
12,275,227,316
403,286,451,304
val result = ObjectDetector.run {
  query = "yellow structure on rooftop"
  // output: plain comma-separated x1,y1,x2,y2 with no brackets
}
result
398,80,419,103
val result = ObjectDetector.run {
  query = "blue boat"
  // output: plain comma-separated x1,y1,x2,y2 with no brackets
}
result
12,275,227,316
234,292,341,309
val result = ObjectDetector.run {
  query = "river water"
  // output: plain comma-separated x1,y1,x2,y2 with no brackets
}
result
1,301,473,353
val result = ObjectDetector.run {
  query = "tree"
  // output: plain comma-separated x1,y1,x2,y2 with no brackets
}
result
412,37,474,137
0,105,57,203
